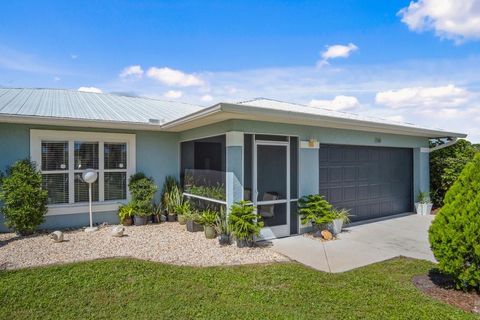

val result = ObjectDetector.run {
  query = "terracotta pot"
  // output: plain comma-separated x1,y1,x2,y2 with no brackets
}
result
178,215,187,225
134,216,148,226
186,220,204,232
122,217,133,226
204,225,216,239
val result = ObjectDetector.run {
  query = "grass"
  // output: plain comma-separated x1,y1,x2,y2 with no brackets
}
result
0,257,476,319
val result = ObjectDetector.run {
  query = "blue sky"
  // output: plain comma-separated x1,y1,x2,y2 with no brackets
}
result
1,0,480,140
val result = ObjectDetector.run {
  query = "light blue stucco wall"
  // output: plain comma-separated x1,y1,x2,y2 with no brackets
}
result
0,123,180,231
1,118,431,231
181,119,430,200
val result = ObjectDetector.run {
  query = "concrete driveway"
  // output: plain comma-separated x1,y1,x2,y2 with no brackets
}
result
271,214,435,273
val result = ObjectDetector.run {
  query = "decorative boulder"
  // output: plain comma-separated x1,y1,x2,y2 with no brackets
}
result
49,231,64,243
321,230,333,241
110,226,125,237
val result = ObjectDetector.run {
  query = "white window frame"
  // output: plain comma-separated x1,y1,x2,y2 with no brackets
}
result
30,129,136,216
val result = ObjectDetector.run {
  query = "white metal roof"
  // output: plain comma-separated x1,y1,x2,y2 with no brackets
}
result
237,98,435,132
0,88,467,138
0,88,203,125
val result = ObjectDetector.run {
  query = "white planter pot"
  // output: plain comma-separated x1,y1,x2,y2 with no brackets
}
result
331,219,344,235
415,203,433,216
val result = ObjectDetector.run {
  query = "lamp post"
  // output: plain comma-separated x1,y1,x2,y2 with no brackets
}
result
83,169,98,232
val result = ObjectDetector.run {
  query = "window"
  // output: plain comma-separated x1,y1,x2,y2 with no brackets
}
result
31,130,135,211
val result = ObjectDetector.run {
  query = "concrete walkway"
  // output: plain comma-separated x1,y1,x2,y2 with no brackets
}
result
271,214,435,273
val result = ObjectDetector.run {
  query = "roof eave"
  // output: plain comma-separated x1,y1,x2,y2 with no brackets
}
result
0,114,167,131
164,102,467,138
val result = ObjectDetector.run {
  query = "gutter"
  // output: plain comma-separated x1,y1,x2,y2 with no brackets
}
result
425,137,460,153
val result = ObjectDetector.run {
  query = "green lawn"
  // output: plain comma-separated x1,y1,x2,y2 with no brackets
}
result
0,257,476,319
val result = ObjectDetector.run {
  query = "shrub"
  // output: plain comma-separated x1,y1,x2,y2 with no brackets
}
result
429,153,480,291
228,200,263,241
128,173,157,217
118,202,134,223
166,184,183,215
199,209,217,226
430,139,478,207
0,159,48,235
298,194,334,229
161,176,179,213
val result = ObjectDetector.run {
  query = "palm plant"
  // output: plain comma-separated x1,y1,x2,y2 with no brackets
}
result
228,200,263,247
298,194,334,230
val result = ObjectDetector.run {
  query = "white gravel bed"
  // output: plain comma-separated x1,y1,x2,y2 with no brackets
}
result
0,223,289,270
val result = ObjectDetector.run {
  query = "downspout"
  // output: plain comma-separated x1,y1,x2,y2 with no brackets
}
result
425,137,459,153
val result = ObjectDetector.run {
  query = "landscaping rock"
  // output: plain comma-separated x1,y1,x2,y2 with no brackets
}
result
110,226,125,237
0,223,288,270
321,230,333,240
49,231,64,243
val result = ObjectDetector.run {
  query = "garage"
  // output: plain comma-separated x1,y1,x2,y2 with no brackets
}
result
319,144,413,222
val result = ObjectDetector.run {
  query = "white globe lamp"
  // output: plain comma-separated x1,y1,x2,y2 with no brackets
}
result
82,169,98,232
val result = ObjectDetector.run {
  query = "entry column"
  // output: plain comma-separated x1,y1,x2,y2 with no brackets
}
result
225,131,244,209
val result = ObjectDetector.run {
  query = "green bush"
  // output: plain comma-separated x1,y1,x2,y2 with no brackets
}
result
0,159,48,235
429,153,480,291
228,200,263,241
128,173,157,217
430,139,478,207
298,194,334,229
161,176,179,213
199,209,218,226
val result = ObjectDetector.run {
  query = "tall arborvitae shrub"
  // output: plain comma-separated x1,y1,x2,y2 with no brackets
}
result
0,159,48,235
429,153,480,291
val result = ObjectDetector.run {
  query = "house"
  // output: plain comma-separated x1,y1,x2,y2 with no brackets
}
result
0,88,466,238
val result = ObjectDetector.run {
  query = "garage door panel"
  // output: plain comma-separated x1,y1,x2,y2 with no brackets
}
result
320,144,413,222
343,186,356,201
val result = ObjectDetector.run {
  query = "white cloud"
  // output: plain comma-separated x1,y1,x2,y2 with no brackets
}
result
70,54,78,60
200,94,213,102
163,90,183,99
309,95,360,111
146,67,204,87
78,86,103,94
375,84,469,108
318,43,358,66
398,0,480,42
120,65,144,79
53,76,60,81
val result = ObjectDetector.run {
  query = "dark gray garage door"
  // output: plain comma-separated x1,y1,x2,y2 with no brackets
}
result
319,144,413,222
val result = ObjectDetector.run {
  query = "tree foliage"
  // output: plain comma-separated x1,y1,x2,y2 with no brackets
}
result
429,153,480,291
429,139,478,207
0,159,48,235
128,173,158,217
228,200,263,241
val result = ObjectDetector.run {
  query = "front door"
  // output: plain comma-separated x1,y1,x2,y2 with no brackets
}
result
254,140,290,239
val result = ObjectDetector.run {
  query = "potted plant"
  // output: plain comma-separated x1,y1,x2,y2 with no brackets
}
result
228,200,263,248
161,176,180,220
215,207,231,245
298,194,334,236
152,202,163,223
118,203,134,226
166,184,182,222
330,208,351,235
128,173,158,226
415,191,433,216
200,209,218,239
175,200,191,225
185,210,203,232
